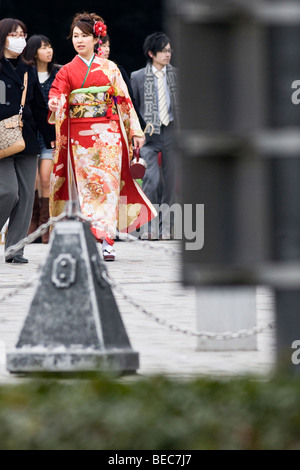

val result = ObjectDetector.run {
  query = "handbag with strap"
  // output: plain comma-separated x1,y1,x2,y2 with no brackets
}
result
130,144,148,180
0,72,28,159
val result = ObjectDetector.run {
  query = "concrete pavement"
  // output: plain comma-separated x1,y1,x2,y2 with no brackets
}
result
0,232,276,383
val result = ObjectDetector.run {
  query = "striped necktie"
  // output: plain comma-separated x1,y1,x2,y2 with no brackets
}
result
155,70,170,126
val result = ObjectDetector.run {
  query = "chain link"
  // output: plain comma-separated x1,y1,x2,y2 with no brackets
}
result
101,271,275,340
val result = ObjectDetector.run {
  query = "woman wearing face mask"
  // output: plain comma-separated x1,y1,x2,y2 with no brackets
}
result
0,18,56,263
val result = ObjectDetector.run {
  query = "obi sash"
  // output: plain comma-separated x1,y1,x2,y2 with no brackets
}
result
69,85,118,119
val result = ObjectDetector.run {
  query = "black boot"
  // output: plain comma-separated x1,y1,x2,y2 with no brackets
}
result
39,197,50,244
28,190,40,236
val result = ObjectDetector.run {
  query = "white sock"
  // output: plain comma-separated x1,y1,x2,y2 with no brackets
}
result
102,239,114,252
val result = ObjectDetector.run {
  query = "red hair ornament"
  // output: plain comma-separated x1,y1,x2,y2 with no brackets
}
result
93,21,107,54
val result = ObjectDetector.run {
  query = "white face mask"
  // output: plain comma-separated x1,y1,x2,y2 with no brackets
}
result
6,36,26,54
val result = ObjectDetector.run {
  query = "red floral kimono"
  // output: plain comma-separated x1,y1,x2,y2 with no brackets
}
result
48,54,156,241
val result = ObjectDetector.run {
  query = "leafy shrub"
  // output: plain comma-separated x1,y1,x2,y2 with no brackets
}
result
0,372,300,449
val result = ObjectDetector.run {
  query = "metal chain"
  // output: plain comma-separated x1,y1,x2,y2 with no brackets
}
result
3,209,118,260
1,212,275,340
3,212,180,259
4,212,67,259
102,270,275,340
1,209,89,301
117,231,181,255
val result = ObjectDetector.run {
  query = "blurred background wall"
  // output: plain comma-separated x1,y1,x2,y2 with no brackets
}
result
0,0,168,74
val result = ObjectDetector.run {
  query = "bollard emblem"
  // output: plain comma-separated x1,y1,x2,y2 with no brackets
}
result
51,253,77,288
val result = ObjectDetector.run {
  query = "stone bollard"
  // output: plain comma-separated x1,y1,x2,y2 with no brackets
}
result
196,287,257,351
6,218,139,374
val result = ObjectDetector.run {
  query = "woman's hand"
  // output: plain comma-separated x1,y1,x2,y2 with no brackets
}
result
133,135,145,149
48,98,60,112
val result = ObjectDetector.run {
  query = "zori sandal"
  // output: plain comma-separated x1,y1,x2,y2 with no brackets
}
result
102,247,116,261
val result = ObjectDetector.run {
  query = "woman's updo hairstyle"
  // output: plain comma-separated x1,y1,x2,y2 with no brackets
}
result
69,11,106,39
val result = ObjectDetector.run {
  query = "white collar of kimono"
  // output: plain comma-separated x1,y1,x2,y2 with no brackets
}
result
78,53,95,66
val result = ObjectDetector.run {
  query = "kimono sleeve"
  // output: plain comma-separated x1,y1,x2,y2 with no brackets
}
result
112,63,144,138
48,65,72,101
119,65,146,130
48,65,72,124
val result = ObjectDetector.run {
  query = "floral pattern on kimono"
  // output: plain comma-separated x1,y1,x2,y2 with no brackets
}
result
48,54,156,239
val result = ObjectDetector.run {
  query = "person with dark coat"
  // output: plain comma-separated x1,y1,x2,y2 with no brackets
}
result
0,18,55,263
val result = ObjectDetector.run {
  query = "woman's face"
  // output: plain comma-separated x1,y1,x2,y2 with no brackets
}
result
4,25,27,58
99,41,110,59
72,26,98,59
36,41,53,64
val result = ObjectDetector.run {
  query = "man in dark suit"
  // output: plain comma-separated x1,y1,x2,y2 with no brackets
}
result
131,32,179,240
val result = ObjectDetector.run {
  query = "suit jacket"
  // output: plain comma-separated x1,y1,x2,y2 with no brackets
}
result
0,57,55,155
130,67,148,122
130,64,179,135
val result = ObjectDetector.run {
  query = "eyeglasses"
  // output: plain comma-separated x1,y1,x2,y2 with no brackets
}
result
8,32,27,39
161,48,173,54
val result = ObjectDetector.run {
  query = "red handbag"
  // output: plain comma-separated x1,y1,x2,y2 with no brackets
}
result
130,145,147,180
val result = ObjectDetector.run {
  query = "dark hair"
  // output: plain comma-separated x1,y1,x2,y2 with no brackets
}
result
69,11,105,38
0,18,28,70
101,34,110,45
23,34,56,74
69,11,107,54
143,32,171,63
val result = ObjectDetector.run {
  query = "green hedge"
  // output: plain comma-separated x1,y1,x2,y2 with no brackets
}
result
0,372,300,449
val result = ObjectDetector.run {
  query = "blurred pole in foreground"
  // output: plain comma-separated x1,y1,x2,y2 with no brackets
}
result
167,0,300,369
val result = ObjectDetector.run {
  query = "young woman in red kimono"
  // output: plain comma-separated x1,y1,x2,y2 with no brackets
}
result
48,12,156,261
